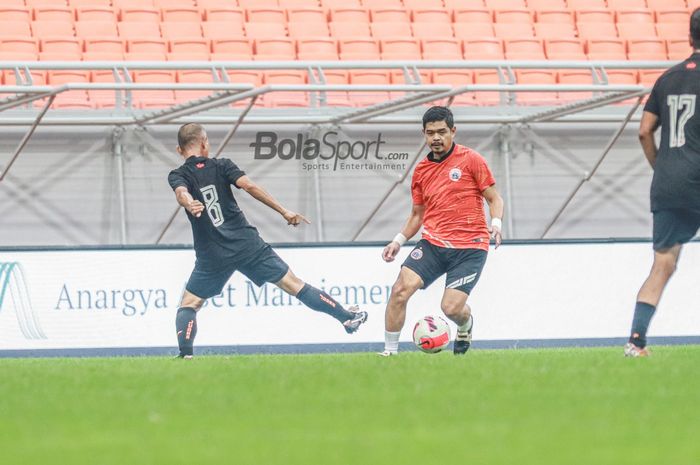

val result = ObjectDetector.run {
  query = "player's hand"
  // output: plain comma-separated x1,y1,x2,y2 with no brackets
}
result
382,241,401,262
490,225,502,249
283,210,311,227
187,200,204,218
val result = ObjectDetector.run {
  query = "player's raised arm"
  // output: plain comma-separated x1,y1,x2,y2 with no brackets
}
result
174,186,204,218
382,203,425,262
235,175,310,226
482,185,504,248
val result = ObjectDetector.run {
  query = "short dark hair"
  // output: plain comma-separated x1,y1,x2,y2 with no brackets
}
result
422,106,454,129
177,123,206,149
692,7,700,49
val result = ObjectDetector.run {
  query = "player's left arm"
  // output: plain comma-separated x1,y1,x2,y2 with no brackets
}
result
482,185,504,248
235,175,310,226
639,111,659,169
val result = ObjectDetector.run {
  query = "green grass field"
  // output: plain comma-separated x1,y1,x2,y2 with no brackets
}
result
1,346,699,465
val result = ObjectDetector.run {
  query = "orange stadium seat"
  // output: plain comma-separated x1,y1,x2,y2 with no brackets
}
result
536,10,574,24
48,70,92,109
656,23,688,40
504,38,545,59
120,7,161,22
84,38,125,53
2,68,45,88
371,8,410,23
71,0,113,5
655,9,691,24
297,38,338,59
34,6,73,22
280,0,322,7
647,0,686,8
118,22,161,39
616,9,655,24
390,69,430,85
204,7,245,23
0,7,32,22
329,22,371,39
170,38,209,54
255,38,296,60
168,50,211,60
577,22,618,39
607,0,647,8
528,0,566,9
75,6,117,22
421,38,462,59
32,21,75,38
412,9,452,24
26,0,68,6
406,0,443,7
314,69,352,107
453,8,492,24
667,39,691,59
587,38,627,60
473,70,503,106
175,70,215,102
432,70,474,105
225,70,263,87
211,38,253,58
339,38,380,59
125,51,166,60
444,0,485,7
361,0,402,7
349,70,391,106
605,70,638,87
514,70,558,105
113,0,155,6
494,9,533,23
83,51,123,60
575,9,615,24
485,0,526,8
197,0,237,4
545,38,586,60
288,22,330,38
689,0,700,10
0,37,39,54
638,69,664,86
154,0,196,6
380,38,420,60
161,22,203,39
0,22,32,38
202,22,245,39
263,70,308,108
287,8,327,23
128,38,168,54
627,38,667,60
371,22,411,39
453,23,494,39
162,8,202,22
132,70,176,108
40,50,82,61
412,22,455,39
494,23,534,39
244,22,287,39
247,8,286,23
463,38,503,59
534,23,577,39
239,0,278,7
617,22,657,39
557,69,595,102
323,0,362,8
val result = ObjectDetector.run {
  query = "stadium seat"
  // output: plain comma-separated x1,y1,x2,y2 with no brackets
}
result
0,22,32,38
605,69,638,87
536,10,574,24
83,50,124,60
161,22,203,39
348,70,391,106
244,22,287,40
361,0,402,6
132,70,176,108
528,0,566,9
287,8,327,23
534,23,577,39
576,22,618,39
575,9,615,24
84,38,125,53
170,38,209,55
128,38,168,54
175,69,215,103
322,0,361,6
627,38,667,60
514,70,558,105
48,70,93,110
225,70,263,88
162,8,202,22
390,68,430,86
34,6,73,22
153,0,196,6
411,9,452,24
504,38,545,59
656,23,688,40
412,22,455,39
329,8,369,23
314,69,353,107
404,0,443,7
75,7,117,22
638,69,664,86
371,22,411,39
125,51,166,60
280,0,322,6
371,8,410,23
0,8,31,23
453,23,495,39
667,39,692,60
168,51,211,60
113,0,155,6
432,70,475,105
202,22,245,39
453,8,492,24
494,23,534,39
444,0,485,7
240,0,278,7
615,9,655,24
2,68,45,88
288,22,330,38
339,38,380,59
689,0,700,10
40,50,82,61
120,7,160,22
297,38,338,60
655,9,690,24
494,9,533,23
263,70,308,108
0,38,39,54
211,38,253,58
463,38,503,59
544,38,586,60
380,38,421,60
473,70,504,106
607,0,647,8
32,21,75,38
247,8,287,23
329,21,371,39
41,38,81,55
71,0,113,5
557,69,595,102
204,7,245,23
421,38,462,60
255,38,297,60
587,38,627,60
647,0,686,8
485,0,526,8
617,22,657,39
118,22,161,39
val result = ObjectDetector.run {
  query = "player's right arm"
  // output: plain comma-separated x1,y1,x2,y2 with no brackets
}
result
382,203,425,263
639,111,660,169
174,186,204,218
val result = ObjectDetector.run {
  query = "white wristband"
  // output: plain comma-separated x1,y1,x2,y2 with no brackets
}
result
491,218,502,230
392,233,407,246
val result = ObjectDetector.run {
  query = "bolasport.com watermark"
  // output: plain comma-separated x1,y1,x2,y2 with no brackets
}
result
249,131,410,171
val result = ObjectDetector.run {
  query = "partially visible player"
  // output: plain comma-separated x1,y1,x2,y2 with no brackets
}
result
168,123,367,358
380,106,504,356
624,9,700,357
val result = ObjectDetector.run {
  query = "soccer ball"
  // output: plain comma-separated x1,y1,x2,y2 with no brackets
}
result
413,315,451,353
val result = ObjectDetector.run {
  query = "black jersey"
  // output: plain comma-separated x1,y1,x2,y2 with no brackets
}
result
168,156,267,267
645,52,700,212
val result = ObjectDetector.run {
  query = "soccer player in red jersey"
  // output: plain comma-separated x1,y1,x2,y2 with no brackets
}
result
380,106,504,356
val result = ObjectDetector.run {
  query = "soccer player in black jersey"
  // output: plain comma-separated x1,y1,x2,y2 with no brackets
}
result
625,8,700,357
168,123,367,358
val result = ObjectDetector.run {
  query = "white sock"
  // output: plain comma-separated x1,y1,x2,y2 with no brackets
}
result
458,315,473,334
384,330,400,353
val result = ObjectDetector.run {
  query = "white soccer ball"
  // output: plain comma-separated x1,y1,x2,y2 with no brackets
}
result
412,315,451,353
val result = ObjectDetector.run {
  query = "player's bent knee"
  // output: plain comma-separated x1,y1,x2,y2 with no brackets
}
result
390,280,415,303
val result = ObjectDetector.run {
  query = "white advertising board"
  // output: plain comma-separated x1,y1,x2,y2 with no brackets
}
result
1,242,699,352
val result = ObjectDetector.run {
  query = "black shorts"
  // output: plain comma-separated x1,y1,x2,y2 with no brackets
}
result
402,239,488,294
185,244,289,299
653,209,700,251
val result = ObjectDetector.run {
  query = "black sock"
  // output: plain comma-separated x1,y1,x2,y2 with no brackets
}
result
296,284,354,323
176,307,197,356
629,302,656,348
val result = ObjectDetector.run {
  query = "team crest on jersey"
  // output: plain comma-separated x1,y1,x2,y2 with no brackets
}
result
196,163,205,169
449,168,462,181
410,249,423,260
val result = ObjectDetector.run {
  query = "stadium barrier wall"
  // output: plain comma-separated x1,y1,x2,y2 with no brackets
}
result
1,241,699,355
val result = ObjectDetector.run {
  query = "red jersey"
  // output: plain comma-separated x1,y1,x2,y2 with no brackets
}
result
411,143,495,251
